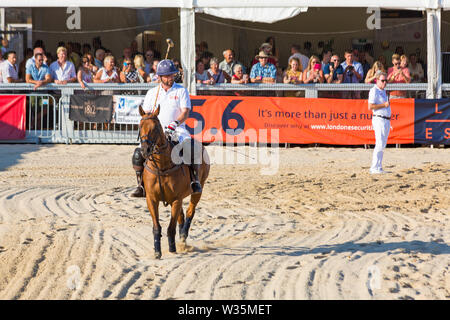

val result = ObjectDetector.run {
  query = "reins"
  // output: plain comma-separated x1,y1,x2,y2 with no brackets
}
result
139,114,180,207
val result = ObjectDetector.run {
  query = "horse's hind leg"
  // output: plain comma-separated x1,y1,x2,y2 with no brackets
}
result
168,200,182,253
180,193,201,243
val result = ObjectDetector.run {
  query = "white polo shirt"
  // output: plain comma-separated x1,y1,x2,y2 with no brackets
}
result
142,82,191,131
368,85,391,118
1,60,19,83
49,60,76,81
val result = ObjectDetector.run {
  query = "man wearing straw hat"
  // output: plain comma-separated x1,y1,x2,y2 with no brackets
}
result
250,50,277,84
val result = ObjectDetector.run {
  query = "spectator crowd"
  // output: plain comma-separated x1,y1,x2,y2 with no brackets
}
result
0,35,428,99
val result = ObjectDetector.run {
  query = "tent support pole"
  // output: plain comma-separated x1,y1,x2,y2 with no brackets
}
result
426,8,442,99
180,8,196,95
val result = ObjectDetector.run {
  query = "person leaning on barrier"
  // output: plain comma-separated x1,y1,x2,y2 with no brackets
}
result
195,60,213,84
1,51,21,83
77,55,94,90
94,55,120,83
207,57,231,84
120,57,140,84
26,52,53,90
250,51,276,84
302,55,324,84
283,57,303,84
130,59,203,198
231,64,249,84
323,55,343,84
26,47,48,72
50,47,77,84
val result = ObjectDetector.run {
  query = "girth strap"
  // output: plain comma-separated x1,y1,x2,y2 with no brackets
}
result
144,161,182,176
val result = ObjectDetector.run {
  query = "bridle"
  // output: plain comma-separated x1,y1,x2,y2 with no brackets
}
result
138,113,177,208
138,114,169,158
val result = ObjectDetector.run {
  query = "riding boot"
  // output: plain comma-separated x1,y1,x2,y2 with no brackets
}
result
130,170,146,198
189,164,202,194
131,147,146,198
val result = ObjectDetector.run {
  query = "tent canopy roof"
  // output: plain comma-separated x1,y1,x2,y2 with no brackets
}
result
4,0,448,9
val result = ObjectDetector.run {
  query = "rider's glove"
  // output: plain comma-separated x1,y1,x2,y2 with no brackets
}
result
165,120,179,136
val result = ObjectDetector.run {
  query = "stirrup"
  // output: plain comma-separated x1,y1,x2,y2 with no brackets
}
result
190,181,202,194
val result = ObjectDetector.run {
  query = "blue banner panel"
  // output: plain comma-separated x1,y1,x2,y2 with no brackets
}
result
414,99,450,144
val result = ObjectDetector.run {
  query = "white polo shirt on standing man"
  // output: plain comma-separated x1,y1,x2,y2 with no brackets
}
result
368,84,391,174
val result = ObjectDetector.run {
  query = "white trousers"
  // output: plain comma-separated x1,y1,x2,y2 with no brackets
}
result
371,117,390,172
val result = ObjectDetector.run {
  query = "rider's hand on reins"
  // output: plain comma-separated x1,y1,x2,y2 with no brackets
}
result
165,120,179,136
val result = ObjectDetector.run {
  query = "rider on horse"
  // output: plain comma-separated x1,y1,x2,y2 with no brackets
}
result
131,59,203,197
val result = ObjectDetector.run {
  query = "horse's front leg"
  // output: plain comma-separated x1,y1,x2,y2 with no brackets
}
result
146,197,162,259
168,199,182,253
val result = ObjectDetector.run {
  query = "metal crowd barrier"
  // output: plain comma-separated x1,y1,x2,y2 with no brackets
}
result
0,82,445,144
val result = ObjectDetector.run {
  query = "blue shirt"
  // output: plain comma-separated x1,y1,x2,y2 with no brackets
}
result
250,62,276,80
26,63,51,81
340,61,364,83
323,64,344,81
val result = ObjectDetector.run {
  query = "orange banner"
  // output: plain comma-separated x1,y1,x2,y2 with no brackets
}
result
185,96,415,145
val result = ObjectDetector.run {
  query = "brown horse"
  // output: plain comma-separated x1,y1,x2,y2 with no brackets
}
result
138,105,210,259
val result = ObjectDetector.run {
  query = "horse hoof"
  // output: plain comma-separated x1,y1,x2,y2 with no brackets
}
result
154,252,162,259
169,245,176,253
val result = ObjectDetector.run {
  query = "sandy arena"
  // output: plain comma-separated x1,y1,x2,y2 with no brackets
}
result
0,144,449,300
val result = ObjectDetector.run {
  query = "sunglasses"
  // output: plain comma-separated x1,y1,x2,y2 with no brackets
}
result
393,63,400,66
259,57,268,59
146,54,153,57
379,79,387,82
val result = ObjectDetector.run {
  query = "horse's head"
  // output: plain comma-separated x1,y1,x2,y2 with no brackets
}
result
138,104,166,158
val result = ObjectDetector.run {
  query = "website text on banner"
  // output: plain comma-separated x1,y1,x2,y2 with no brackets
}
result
185,97,415,145
0,95,26,140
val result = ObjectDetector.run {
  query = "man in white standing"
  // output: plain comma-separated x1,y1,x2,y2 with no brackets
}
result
368,71,391,174
130,59,202,197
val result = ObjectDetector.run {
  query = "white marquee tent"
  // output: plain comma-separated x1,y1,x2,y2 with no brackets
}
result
3,0,450,97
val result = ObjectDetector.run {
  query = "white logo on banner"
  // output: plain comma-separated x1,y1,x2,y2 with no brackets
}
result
66,7,81,30
114,95,144,124
366,7,381,30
